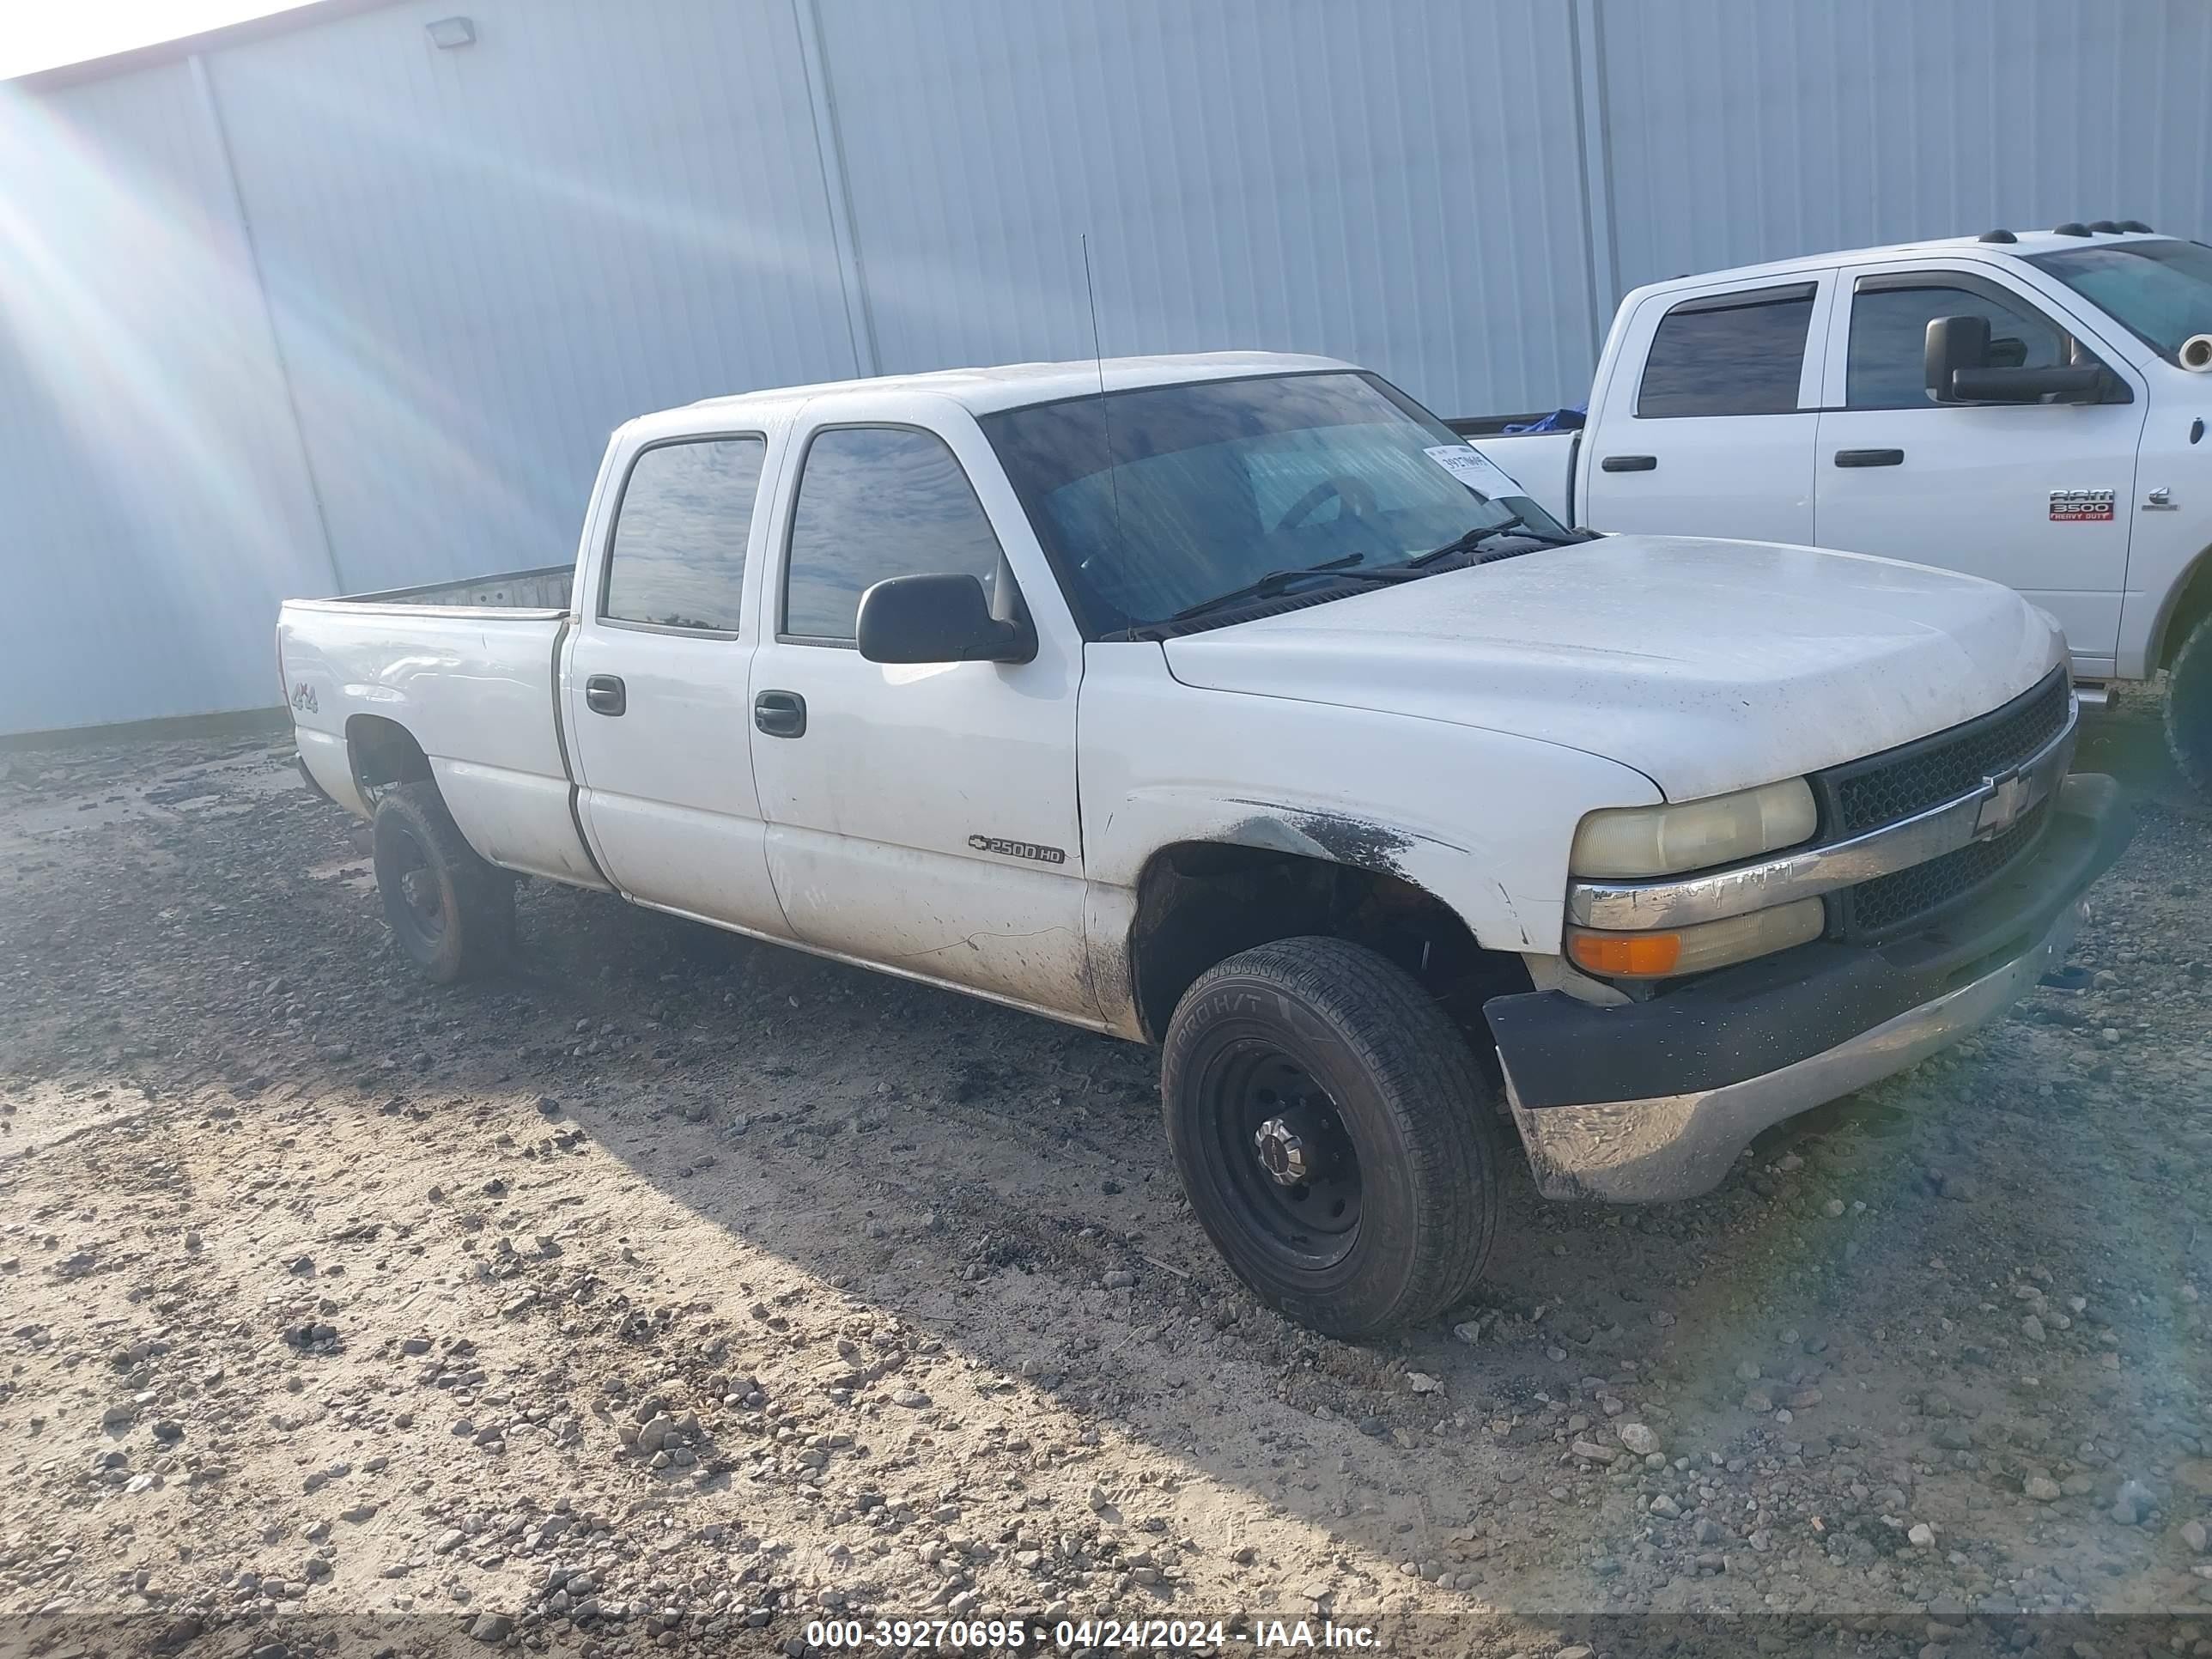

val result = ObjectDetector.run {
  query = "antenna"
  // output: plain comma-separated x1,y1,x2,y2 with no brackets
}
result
1080,234,1126,562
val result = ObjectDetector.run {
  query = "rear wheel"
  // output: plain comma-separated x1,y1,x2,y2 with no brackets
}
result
2167,613,2212,798
371,782,514,982
1161,936,1499,1338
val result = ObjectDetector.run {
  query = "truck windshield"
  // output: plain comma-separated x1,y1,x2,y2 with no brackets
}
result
2025,239,2212,362
981,370,1571,637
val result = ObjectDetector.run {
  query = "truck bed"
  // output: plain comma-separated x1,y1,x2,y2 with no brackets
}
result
277,568,604,889
318,564,574,611
1458,428,1579,526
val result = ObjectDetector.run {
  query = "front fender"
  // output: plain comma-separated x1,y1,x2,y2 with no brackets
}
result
1076,644,1662,957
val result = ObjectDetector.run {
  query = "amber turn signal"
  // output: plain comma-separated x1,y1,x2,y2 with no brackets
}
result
1566,930,1682,976
1566,899,1826,980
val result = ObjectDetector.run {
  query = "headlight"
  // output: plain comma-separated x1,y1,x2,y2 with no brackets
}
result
1571,778,1817,878
1565,897,1825,979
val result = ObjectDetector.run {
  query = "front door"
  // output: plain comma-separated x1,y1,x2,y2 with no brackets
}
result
564,432,789,938
1814,269,2145,675
747,412,1094,1018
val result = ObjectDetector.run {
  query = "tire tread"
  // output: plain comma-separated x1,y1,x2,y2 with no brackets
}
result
372,781,514,981
1164,935,1498,1336
2166,614,2212,798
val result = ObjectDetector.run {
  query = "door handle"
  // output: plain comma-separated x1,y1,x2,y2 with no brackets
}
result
753,690,806,738
584,674,626,716
1600,454,1656,472
1834,447,1905,468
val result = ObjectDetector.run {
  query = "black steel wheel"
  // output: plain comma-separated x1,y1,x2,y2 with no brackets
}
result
370,782,514,983
1208,1048,1364,1273
1162,936,1499,1338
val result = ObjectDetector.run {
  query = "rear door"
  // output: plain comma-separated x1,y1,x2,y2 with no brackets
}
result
1812,264,2145,675
563,429,791,937
746,398,1095,1018
1581,274,1833,544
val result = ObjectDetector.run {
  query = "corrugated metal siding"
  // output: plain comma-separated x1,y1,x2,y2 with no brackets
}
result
0,58,330,732
815,0,1598,420
206,0,860,592
3,0,2209,732
1596,0,2212,296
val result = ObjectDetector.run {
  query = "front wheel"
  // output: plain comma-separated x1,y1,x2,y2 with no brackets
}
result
370,782,514,982
2166,612,2212,798
1161,936,1499,1339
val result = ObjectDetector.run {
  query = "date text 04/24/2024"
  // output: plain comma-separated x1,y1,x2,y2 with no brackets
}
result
802,1618,1382,1650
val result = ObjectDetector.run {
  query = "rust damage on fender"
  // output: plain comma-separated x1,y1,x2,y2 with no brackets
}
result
1123,805,1523,1045
1220,800,1425,878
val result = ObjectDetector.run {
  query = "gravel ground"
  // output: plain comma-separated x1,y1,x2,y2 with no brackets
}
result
1,697,2208,1659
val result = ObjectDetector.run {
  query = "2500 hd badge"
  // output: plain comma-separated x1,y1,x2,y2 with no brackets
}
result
967,834,1066,865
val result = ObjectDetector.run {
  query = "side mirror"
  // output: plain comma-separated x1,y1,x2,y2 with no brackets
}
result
856,573,1036,665
1926,314,2107,404
1924,314,1990,401
1950,364,2109,404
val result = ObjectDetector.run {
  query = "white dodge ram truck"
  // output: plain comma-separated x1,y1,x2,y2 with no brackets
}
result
1461,224,2212,792
280,351,2127,1336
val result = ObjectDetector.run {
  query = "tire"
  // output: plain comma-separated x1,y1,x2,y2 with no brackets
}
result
1160,936,1499,1339
370,781,514,982
2166,612,2212,798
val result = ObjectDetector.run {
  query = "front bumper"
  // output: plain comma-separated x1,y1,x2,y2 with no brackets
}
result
1486,772,2130,1202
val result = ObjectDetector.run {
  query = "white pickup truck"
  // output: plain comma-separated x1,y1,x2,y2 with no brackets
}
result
280,351,2127,1336
1461,224,2212,792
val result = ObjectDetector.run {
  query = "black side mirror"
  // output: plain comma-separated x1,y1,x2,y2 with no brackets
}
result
856,573,1036,665
1950,364,2109,403
1926,313,2108,404
1924,314,1990,401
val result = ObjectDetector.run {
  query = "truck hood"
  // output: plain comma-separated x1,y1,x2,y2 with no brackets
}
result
1162,536,2064,801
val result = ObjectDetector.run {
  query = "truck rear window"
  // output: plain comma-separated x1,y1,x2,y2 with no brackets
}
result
1636,285,1814,419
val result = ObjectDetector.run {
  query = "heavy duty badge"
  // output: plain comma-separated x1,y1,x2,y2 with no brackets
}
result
967,835,1066,865
2048,488,2114,523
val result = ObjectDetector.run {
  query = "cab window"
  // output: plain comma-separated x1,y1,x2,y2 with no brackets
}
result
1846,282,2065,410
782,427,1001,642
601,437,766,632
1637,285,1815,418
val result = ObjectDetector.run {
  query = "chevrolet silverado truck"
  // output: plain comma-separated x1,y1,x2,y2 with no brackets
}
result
279,351,2128,1337
1459,224,2212,793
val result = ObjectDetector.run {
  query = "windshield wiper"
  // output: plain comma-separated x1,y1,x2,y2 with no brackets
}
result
1153,553,1413,628
1129,522,1580,641
1404,515,1547,567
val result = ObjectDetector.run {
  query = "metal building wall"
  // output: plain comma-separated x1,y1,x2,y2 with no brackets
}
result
0,55,331,732
3,0,2209,733
813,0,1601,404
1593,0,2212,299
202,0,863,592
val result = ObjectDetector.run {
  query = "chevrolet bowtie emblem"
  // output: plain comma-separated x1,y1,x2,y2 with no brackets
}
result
1973,769,2033,839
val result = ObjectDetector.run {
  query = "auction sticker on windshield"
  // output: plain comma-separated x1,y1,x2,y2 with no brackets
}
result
1424,443,1522,499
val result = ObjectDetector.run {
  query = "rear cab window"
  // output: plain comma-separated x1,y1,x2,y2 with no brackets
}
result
1636,283,1818,417
600,436,768,633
